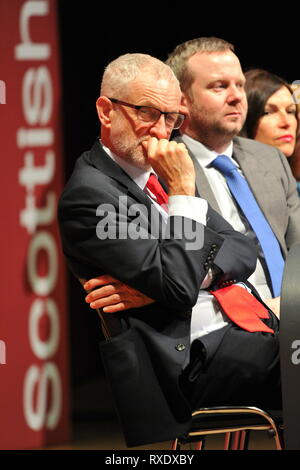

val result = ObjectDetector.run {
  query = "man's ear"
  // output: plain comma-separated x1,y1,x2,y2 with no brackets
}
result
179,93,190,117
96,96,113,128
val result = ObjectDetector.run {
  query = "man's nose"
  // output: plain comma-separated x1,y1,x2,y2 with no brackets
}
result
227,85,244,103
149,115,169,139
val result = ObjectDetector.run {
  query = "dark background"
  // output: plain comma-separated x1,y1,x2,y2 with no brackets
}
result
56,2,297,412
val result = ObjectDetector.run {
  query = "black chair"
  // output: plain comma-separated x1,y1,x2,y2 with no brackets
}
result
171,407,283,450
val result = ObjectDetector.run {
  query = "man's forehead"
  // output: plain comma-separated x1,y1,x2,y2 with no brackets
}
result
188,50,243,77
126,73,180,104
134,71,178,88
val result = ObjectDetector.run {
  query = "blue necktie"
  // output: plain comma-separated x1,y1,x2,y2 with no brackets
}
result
211,155,284,297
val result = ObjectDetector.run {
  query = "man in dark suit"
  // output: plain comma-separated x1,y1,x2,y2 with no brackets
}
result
58,53,281,447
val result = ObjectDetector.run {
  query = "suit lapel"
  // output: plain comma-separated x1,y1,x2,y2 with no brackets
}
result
89,140,155,212
173,135,221,212
232,137,284,248
232,137,268,195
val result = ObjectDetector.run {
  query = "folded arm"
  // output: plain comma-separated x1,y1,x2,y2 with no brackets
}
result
83,274,155,313
83,278,281,318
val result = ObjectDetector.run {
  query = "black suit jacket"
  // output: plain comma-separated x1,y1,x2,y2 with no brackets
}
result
58,140,258,446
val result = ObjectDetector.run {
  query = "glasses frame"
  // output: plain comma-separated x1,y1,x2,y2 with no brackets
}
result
108,97,185,130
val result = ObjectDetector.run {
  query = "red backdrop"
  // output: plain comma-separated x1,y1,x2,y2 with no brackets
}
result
0,0,70,449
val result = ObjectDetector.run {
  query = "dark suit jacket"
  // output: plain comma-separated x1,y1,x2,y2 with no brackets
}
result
58,140,258,446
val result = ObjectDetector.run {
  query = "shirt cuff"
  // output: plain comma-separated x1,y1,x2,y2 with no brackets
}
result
168,195,208,226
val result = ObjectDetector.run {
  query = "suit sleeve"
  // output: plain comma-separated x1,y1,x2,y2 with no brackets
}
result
58,178,257,310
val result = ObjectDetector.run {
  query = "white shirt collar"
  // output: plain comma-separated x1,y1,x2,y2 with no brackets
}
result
180,134,235,168
101,141,152,190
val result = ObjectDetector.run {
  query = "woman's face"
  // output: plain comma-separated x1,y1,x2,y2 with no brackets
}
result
255,86,298,157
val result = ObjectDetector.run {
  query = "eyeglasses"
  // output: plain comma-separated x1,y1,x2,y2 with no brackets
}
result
109,97,185,130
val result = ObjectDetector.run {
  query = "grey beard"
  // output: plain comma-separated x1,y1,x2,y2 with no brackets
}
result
114,138,151,170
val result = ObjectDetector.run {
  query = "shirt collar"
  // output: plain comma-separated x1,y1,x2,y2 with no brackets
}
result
101,141,152,190
180,133,234,168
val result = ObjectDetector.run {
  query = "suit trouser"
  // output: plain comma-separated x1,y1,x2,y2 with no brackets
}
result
180,312,282,411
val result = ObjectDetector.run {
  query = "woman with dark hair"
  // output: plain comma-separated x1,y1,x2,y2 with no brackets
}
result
241,69,298,156
240,69,300,193
289,83,300,191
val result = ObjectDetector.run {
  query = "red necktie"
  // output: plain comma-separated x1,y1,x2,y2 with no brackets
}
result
145,174,168,207
210,285,274,334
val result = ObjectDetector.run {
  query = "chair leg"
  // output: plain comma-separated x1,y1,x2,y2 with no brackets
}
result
238,431,248,449
195,439,205,450
224,431,246,450
278,426,285,450
224,432,231,450
171,439,179,450
267,427,284,450
231,431,242,450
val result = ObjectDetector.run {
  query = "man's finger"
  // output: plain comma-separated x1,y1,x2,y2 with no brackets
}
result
103,302,128,313
85,283,121,302
83,275,118,291
146,137,158,159
90,293,122,310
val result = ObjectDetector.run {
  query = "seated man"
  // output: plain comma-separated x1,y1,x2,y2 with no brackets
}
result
58,53,281,447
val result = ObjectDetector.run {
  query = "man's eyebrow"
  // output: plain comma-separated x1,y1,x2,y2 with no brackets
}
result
138,101,159,108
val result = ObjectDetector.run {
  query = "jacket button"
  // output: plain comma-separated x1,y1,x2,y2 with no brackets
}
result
175,344,186,352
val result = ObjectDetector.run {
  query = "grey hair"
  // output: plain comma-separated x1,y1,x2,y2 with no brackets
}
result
100,53,179,97
166,37,235,94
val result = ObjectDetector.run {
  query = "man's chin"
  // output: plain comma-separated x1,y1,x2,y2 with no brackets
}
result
130,150,151,171
137,145,152,170
220,122,243,136
224,116,245,131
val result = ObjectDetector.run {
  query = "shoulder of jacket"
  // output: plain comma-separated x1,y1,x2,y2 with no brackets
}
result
233,135,279,153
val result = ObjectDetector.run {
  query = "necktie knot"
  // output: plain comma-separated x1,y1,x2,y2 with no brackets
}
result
145,174,168,207
211,154,238,176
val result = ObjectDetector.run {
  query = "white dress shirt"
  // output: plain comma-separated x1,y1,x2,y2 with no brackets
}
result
181,134,272,300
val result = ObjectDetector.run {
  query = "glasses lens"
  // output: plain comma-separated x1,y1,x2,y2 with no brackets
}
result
138,106,185,129
166,113,186,129
165,113,178,128
138,107,160,123
172,113,185,130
